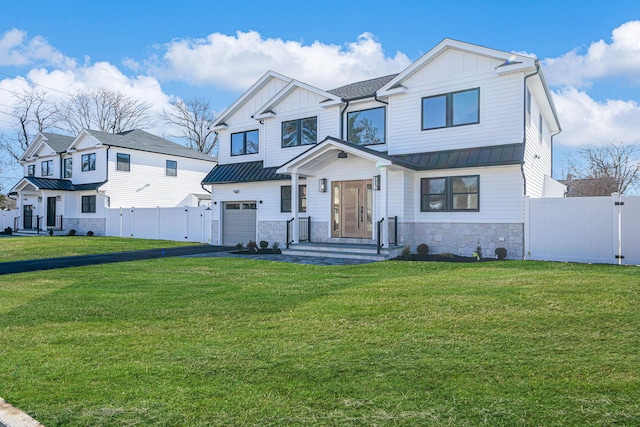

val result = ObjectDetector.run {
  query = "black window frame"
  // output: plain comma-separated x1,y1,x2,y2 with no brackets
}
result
63,158,72,179
231,129,259,156
281,116,317,148
41,160,53,176
166,160,177,177
81,195,96,213
421,87,480,131
81,153,96,172
420,175,479,212
116,153,130,172
347,106,386,146
27,164,35,177
280,184,307,213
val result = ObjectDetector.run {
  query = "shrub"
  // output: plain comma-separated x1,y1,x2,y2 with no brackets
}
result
86,231,94,237
3,227,12,235
235,243,243,250
48,228,54,236
473,242,482,260
259,240,269,249
495,247,507,260
67,229,76,236
402,245,412,261
417,243,429,255
272,241,281,254
247,240,258,254
439,252,455,259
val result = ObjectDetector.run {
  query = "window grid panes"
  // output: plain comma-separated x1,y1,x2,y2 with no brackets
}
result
81,195,96,213
166,160,177,176
347,107,385,145
421,176,479,212
41,160,53,176
117,153,130,171
28,165,35,177
281,185,307,213
231,130,259,156
81,153,96,172
282,117,317,147
422,88,479,130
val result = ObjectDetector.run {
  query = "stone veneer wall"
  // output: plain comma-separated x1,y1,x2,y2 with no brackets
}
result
210,220,220,245
64,218,106,236
402,222,524,259
258,221,288,247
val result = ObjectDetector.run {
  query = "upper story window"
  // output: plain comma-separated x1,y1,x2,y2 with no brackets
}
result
27,165,35,177
117,153,130,171
538,113,543,143
41,160,53,177
282,117,317,147
281,184,307,213
347,107,385,145
231,130,259,156
422,88,480,130
166,160,177,176
420,175,479,212
82,153,96,172
526,87,532,122
63,158,72,178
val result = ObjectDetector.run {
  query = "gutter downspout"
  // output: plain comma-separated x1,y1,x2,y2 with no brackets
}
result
374,93,388,105
522,61,541,198
339,98,349,140
98,146,111,208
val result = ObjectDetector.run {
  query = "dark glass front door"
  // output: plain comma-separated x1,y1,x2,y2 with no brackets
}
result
47,197,57,227
23,205,33,229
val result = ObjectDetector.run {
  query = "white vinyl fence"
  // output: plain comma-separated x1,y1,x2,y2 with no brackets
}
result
525,194,640,265
105,206,212,243
1,209,20,231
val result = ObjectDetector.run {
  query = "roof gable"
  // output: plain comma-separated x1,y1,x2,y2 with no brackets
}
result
254,80,342,119
21,132,74,161
212,71,293,128
378,38,536,96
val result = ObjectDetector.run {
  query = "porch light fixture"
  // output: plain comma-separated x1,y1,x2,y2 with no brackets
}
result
37,197,42,202
337,151,348,159
233,189,240,194
319,178,327,193
373,175,381,190
56,195,61,201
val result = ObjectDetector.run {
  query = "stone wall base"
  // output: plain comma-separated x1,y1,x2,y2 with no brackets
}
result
63,218,106,236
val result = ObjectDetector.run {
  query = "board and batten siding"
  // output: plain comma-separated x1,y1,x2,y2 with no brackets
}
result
387,56,524,156
413,165,524,223
104,148,214,208
522,84,554,198
263,88,340,168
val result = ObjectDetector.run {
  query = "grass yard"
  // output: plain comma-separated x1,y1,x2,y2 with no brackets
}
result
0,236,201,262
0,257,638,426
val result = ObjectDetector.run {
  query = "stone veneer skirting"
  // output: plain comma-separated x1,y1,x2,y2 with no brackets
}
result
64,218,106,236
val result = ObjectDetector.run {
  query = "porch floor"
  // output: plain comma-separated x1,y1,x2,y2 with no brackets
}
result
282,241,404,261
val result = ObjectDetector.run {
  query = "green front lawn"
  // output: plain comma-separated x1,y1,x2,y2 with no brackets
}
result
1,258,638,426
0,236,201,262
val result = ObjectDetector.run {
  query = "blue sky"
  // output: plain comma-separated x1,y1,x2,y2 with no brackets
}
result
2,0,640,186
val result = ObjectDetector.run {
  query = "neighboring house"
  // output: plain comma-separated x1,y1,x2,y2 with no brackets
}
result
11,129,216,235
559,174,618,197
202,38,564,259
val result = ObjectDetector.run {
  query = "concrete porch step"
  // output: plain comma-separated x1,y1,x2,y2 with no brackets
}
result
282,242,403,261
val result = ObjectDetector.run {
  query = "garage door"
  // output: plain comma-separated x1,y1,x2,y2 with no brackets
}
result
222,201,257,246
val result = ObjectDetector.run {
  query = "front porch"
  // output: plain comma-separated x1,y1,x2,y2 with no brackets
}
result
282,241,404,261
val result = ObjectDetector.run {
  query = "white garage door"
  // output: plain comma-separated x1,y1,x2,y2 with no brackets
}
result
222,201,257,246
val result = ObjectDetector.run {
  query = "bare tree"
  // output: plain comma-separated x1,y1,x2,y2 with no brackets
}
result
0,88,58,162
567,142,640,195
162,97,217,155
57,88,153,134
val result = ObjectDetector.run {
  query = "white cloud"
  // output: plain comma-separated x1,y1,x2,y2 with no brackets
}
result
0,28,75,68
543,20,640,88
552,87,640,147
153,31,411,90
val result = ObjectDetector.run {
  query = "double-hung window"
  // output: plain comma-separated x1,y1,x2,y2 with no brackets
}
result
82,153,96,171
117,153,130,171
27,165,35,177
81,195,96,213
282,117,317,147
280,185,307,213
166,160,177,176
422,88,480,130
421,176,479,212
41,160,53,176
347,107,385,145
63,158,72,178
231,130,259,156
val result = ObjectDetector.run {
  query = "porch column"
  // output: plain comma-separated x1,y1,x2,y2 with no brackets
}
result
379,166,389,248
291,172,300,243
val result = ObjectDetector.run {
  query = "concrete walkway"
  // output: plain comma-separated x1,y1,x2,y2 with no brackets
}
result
0,399,43,427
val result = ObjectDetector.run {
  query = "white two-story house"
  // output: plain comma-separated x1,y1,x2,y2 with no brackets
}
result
11,129,216,235
203,38,564,258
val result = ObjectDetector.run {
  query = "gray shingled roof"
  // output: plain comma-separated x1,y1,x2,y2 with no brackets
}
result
41,132,75,153
202,161,290,184
327,74,399,100
24,177,106,191
85,129,216,162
